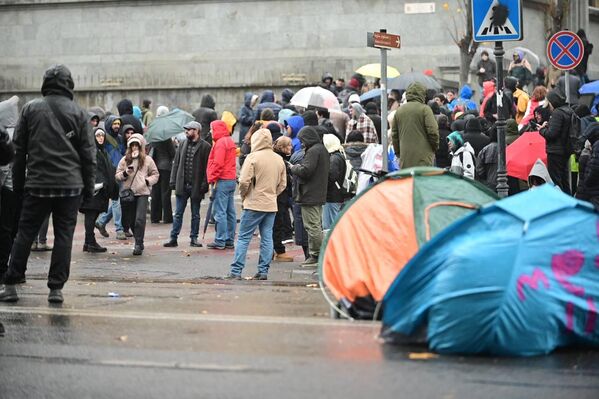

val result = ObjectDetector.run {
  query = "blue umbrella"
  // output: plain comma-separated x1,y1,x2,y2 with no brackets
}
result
360,89,386,103
579,81,599,113
382,185,599,356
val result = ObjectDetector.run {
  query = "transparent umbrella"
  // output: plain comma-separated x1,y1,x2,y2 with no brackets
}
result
504,47,541,70
469,46,495,70
290,86,341,112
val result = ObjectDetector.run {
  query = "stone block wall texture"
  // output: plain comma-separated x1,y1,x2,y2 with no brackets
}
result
0,0,596,115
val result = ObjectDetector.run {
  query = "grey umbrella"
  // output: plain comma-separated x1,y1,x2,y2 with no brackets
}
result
388,72,442,91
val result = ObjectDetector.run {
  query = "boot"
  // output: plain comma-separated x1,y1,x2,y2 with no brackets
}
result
0,284,18,302
83,242,107,253
163,239,178,247
132,245,143,256
190,239,203,247
274,253,294,262
95,222,109,238
48,289,63,303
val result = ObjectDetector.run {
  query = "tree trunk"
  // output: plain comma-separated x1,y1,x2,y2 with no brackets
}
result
459,49,471,88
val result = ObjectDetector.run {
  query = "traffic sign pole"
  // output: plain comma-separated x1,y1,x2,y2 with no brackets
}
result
380,30,389,172
565,71,571,104
494,41,509,198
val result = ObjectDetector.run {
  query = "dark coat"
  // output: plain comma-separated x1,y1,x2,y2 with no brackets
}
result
192,95,218,145
366,112,382,144
274,149,292,208
238,92,255,141
169,138,211,201
463,131,490,157
117,99,143,134
326,151,347,203
476,142,498,191
540,92,572,156
12,65,96,197
577,130,599,200
151,138,176,171
80,143,116,212
290,126,330,206
254,90,282,122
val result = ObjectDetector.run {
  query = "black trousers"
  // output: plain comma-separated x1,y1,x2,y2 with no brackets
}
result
4,194,80,290
273,204,289,254
83,210,101,244
150,169,173,223
547,153,572,195
121,196,149,247
0,187,19,276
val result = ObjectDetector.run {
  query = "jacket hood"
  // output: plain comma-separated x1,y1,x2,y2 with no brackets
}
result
547,90,566,109
127,133,146,151
323,134,343,154
528,159,554,185
200,94,216,109
504,77,518,91
250,128,273,152
406,83,427,104
454,141,475,156
121,124,135,136
243,92,254,107
41,64,74,100
506,119,519,137
483,81,496,98
117,99,134,116
464,118,482,134
260,90,275,104
133,106,143,121
286,115,304,139
210,120,229,141
89,106,106,121
278,108,295,125
298,126,322,149
459,85,473,100
104,115,122,137
281,89,294,104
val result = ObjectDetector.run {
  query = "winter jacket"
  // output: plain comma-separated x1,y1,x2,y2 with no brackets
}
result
391,82,439,168
103,115,125,167
479,81,496,119
238,92,255,140
207,120,236,183
450,142,476,180
365,111,382,144
254,90,282,122
151,138,176,171
12,65,96,197
476,58,496,86
274,149,292,208
238,128,286,212
448,85,478,112
169,137,211,201
326,151,347,203
286,115,304,153
513,88,530,124
192,94,218,145
557,74,582,105
115,134,159,196
117,99,143,134
577,132,599,200
463,119,490,157
483,91,516,123
80,139,117,212
540,91,572,156
290,126,330,206
506,119,520,146
476,142,498,190
343,142,368,170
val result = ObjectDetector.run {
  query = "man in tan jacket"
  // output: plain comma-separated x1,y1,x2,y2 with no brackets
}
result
226,128,286,280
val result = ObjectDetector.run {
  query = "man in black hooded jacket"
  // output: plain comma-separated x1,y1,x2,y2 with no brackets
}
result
117,99,143,134
540,90,573,194
0,64,96,304
192,94,218,145
290,126,330,266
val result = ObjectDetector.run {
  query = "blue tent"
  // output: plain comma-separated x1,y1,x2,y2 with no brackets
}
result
382,185,599,356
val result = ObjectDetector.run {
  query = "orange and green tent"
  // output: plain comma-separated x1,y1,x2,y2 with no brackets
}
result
320,167,498,317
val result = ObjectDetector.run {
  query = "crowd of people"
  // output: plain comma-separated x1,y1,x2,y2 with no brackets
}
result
1,47,598,301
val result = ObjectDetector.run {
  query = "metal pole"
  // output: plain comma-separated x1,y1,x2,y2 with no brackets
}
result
494,41,509,198
565,70,571,104
380,43,389,172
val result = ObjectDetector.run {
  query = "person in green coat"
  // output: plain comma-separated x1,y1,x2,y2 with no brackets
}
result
391,83,439,168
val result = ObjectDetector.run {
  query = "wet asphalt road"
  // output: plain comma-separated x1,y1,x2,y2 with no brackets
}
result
1,211,598,398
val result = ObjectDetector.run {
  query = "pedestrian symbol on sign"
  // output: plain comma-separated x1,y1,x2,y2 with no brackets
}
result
472,0,523,42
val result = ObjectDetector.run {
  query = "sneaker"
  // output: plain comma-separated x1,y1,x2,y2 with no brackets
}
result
95,222,109,238
282,239,294,245
83,242,107,253
116,231,127,240
48,289,63,304
206,242,225,250
132,246,143,256
190,239,203,248
301,256,319,267
30,242,39,251
163,239,178,247
252,273,268,280
0,285,18,302
225,242,235,249
274,253,294,262
223,273,242,280
124,230,133,238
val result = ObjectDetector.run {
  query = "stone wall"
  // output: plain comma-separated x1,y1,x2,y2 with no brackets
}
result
0,0,597,115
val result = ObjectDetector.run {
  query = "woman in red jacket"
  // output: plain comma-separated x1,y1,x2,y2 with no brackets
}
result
206,120,237,249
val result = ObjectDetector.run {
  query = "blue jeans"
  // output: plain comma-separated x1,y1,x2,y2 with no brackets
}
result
97,199,123,232
170,186,200,240
212,179,236,246
230,210,276,276
322,202,342,230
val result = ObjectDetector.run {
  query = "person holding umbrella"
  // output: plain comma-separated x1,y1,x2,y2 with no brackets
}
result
163,121,211,248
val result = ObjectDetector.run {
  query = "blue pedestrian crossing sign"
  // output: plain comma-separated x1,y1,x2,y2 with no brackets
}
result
472,0,523,42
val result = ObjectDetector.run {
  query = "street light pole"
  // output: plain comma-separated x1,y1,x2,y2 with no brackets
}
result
495,40,509,198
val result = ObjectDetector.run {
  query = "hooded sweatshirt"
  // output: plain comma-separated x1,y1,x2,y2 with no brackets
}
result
117,99,143,134
115,133,159,196
528,158,554,187
238,92,255,140
192,94,218,145
391,82,439,168
449,85,478,112
540,91,572,155
207,120,237,183
290,126,330,205
12,64,96,197
238,128,287,212
286,115,304,153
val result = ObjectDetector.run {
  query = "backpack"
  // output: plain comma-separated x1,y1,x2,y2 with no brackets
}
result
342,158,358,197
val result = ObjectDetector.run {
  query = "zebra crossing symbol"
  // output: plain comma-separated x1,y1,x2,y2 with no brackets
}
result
472,0,522,42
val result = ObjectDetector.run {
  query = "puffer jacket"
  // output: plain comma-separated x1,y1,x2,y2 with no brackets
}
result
207,120,237,183
12,64,96,197
115,134,159,196
540,91,572,156
290,126,330,205
238,129,287,212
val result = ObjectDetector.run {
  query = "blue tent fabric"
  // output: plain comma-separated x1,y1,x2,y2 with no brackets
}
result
382,185,599,356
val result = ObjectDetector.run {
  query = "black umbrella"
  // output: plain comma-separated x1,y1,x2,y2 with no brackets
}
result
202,184,215,240
388,72,442,91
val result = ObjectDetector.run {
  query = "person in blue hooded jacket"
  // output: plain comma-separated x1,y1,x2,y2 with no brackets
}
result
254,90,282,123
285,115,304,154
448,85,478,112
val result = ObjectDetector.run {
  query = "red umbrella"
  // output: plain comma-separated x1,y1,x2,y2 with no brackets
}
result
506,131,547,181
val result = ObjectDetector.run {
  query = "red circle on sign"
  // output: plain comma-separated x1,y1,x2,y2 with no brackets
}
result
547,31,584,71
